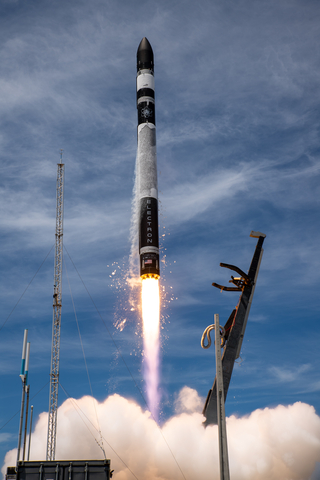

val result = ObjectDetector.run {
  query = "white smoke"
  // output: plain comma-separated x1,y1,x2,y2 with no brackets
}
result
174,386,204,414
2,388,320,480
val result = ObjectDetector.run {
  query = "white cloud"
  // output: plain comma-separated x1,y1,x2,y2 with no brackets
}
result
174,386,204,414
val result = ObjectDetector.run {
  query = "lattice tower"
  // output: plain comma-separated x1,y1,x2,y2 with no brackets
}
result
47,156,64,461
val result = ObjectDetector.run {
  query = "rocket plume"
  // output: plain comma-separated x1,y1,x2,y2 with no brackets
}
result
141,278,160,420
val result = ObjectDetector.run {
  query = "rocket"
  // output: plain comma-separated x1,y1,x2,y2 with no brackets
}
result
136,38,160,279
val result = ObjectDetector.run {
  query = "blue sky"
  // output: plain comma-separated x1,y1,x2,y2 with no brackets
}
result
0,0,319,478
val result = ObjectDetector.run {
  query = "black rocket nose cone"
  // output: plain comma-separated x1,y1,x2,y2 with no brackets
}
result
137,37,154,71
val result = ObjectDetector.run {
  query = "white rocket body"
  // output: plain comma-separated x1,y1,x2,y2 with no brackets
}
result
136,38,160,279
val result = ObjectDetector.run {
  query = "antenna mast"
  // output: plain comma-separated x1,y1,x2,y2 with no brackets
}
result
47,150,65,460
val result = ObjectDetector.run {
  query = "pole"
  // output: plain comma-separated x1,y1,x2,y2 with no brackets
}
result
16,377,26,465
214,314,230,480
27,405,33,461
22,385,30,461
17,331,29,465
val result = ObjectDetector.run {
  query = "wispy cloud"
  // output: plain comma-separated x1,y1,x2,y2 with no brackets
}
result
269,364,311,383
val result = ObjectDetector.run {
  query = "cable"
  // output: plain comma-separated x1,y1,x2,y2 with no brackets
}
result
201,325,215,349
59,383,140,480
0,246,54,332
201,324,225,349
64,260,106,459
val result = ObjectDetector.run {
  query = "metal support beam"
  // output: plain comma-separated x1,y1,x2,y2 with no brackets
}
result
22,385,30,461
215,314,230,480
16,377,26,465
27,405,33,461
201,318,230,479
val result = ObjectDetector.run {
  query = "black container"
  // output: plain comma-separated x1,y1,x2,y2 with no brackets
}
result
6,460,112,480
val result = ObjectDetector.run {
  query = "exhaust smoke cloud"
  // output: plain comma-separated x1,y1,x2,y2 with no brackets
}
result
2,388,320,480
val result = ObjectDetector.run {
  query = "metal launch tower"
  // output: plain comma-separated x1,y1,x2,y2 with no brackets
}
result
47,152,65,460
6,153,113,480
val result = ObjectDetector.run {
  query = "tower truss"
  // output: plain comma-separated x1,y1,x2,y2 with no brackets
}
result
47,154,65,460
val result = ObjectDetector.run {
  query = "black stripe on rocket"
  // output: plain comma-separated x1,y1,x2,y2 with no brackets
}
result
137,101,155,126
137,79,155,126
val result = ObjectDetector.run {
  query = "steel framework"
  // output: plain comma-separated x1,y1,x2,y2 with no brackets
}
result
47,156,64,460
203,231,266,426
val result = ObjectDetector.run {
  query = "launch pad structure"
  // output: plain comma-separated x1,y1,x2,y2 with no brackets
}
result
6,158,112,480
201,316,231,480
202,231,266,426
201,231,266,479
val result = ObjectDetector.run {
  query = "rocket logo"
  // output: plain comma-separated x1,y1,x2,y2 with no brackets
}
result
141,106,153,118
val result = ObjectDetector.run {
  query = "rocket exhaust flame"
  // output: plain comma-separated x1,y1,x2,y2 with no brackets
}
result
141,277,160,421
